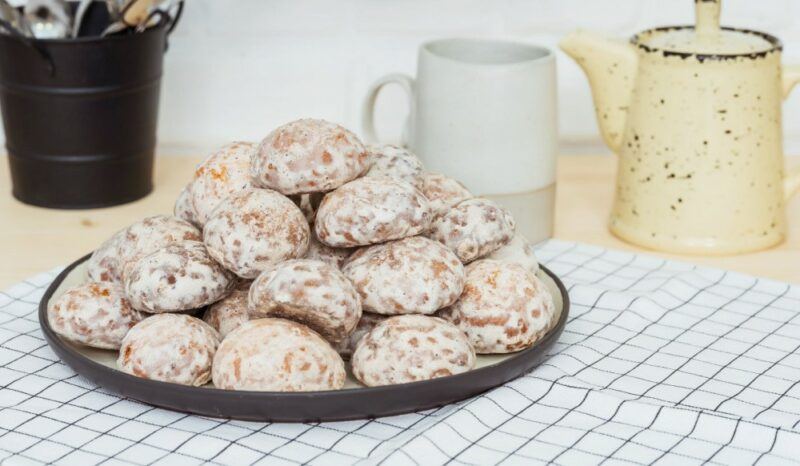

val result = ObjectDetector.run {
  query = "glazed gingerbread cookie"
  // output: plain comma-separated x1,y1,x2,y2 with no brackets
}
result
304,235,352,269
437,260,554,354
118,313,220,386
315,176,432,247
485,233,540,275
123,240,236,313
173,183,198,227
87,215,202,284
351,315,476,386
365,144,424,188
333,312,386,360
251,119,369,195
429,198,515,263
420,173,473,219
342,236,464,315
248,259,361,343
48,282,145,350
212,318,346,391
203,188,310,278
202,288,250,338
188,141,255,225
290,192,325,224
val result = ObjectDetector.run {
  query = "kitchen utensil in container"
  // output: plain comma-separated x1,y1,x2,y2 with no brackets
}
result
560,0,800,255
0,0,33,37
24,0,71,39
0,0,183,209
102,0,169,36
362,38,558,244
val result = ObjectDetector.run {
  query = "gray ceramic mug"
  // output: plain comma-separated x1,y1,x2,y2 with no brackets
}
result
363,38,558,243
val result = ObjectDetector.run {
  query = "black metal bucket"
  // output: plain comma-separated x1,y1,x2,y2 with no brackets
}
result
0,3,182,209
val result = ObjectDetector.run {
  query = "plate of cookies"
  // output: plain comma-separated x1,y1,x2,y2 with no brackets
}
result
38,119,569,422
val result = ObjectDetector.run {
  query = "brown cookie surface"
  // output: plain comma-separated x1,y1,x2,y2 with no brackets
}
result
203,188,310,278
485,233,540,275
173,183,198,227
420,172,473,219
315,176,432,247
304,235,352,269
437,260,554,354
251,119,369,195
342,236,464,315
189,141,256,225
87,215,201,284
365,144,424,188
48,282,145,350
290,192,325,224
123,240,236,313
248,259,361,343
351,315,476,387
332,312,386,360
212,318,346,391
202,288,250,338
429,198,515,263
118,314,220,386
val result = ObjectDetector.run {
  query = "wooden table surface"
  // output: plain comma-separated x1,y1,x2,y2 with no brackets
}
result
1,155,798,289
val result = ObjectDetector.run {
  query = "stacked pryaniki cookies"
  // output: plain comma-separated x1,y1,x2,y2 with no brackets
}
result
47,118,554,392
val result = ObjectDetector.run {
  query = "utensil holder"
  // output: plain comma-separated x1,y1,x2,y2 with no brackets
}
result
0,2,182,209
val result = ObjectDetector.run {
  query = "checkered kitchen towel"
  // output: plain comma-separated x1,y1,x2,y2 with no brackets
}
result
1,240,800,465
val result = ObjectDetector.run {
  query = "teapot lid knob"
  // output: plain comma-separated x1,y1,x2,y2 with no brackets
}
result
695,0,721,36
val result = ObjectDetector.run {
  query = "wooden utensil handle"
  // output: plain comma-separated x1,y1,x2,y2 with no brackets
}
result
122,0,154,26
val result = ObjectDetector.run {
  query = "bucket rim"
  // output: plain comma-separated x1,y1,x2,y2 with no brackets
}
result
12,19,169,46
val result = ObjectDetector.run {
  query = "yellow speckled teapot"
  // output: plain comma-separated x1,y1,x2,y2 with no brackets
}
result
561,0,800,255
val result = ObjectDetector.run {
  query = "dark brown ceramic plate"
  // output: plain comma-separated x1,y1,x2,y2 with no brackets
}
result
39,254,569,422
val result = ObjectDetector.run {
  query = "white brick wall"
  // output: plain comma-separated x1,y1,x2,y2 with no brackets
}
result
10,0,800,155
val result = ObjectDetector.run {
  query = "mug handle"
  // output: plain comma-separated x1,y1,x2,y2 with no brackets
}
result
361,73,415,145
783,64,800,201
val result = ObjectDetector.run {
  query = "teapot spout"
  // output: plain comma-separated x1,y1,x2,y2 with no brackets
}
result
560,30,638,152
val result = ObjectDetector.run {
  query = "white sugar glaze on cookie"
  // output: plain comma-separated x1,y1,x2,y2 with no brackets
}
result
437,260,554,354
202,288,250,338
48,282,145,350
212,318,345,391
351,315,475,386
429,198,515,263
118,314,220,386
248,259,361,343
420,172,473,219
123,240,235,313
332,312,386,360
174,183,198,227
342,236,464,315
485,232,540,275
365,144,424,188
304,234,352,269
315,176,432,247
87,215,202,284
189,141,256,225
203,188,310,279
251,119,369,195
290,192,325,224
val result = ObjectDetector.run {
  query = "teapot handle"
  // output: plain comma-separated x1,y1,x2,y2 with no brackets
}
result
783,65,800,200
782,64,800,98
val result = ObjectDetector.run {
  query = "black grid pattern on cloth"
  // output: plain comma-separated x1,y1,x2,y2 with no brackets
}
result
1,240,799,466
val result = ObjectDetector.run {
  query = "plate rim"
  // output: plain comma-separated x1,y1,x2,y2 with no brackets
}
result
38,253,570,421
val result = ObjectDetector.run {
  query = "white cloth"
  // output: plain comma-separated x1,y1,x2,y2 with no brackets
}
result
1,240,799,465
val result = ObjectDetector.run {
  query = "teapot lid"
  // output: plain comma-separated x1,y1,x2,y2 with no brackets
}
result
632,0,781,59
